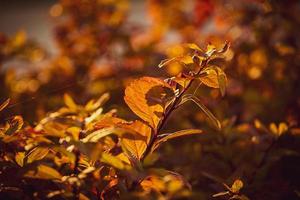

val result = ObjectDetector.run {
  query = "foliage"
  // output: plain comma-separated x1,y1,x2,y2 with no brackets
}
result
1,0,300,199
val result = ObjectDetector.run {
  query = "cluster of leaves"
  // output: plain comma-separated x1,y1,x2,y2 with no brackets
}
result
1,0,300,199
0,42,239,199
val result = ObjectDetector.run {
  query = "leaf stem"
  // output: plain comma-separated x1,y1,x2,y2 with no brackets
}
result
142,59,208,160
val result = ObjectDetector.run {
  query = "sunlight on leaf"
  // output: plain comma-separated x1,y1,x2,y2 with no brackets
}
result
231,179,243,193
120,120,152,160
124,77,174,129
26,147,49,164
64,93,77,110
101,153,126,170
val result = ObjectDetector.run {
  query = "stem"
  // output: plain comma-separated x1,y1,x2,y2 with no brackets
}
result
142,59,208,160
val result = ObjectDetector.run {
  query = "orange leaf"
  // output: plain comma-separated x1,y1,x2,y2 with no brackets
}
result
124,77,174,129
120,120,152,160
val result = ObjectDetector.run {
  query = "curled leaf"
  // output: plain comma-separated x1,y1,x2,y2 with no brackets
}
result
5,116,24,135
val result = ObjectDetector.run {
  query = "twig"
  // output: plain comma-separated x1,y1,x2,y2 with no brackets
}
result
142,59,208,160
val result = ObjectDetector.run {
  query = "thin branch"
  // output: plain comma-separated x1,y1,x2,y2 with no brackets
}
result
142,59,208,160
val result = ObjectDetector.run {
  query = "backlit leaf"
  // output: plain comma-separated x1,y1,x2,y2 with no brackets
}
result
15,152,25,167
199,67,227,90
124,77,174,129
158,55,193,68
120,120,152,160
64,93,77,110
26,147,49,164
100,153,125,170
185,43,203,51
81,127,115,143
231,179,243,193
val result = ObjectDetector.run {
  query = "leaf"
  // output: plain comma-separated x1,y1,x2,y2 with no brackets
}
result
231,179,243,193
120,120,152,160
179,95,221,130
0,99,10,112
100,153,126,170
85,93,110,111
217,70,227,97
64,93,77,110
158,55,193,68
15,152,25,167
278,122,288,135
5,116,24,135
152,129,203,152
25,164,62,180
26,147,49,164
124,77,174,129
185,43,203,51
199,66,227,90
81,127,115,143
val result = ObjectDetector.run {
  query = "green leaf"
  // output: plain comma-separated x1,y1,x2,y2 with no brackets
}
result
179,95,221,130
152,129,203,152
0,99,10,112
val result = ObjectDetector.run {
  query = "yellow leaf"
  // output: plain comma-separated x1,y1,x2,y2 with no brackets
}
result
120,120,152,160
158,55,193,68
5,116,24,135
64,93,77,110
15,152,25,167
278,122,288,135
231,179,243,193
26,147,49,164
81,127,115,143
25,164,62,180
124,77,174,129
199,67,227,89
100,152,126,170
185,43,203,51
